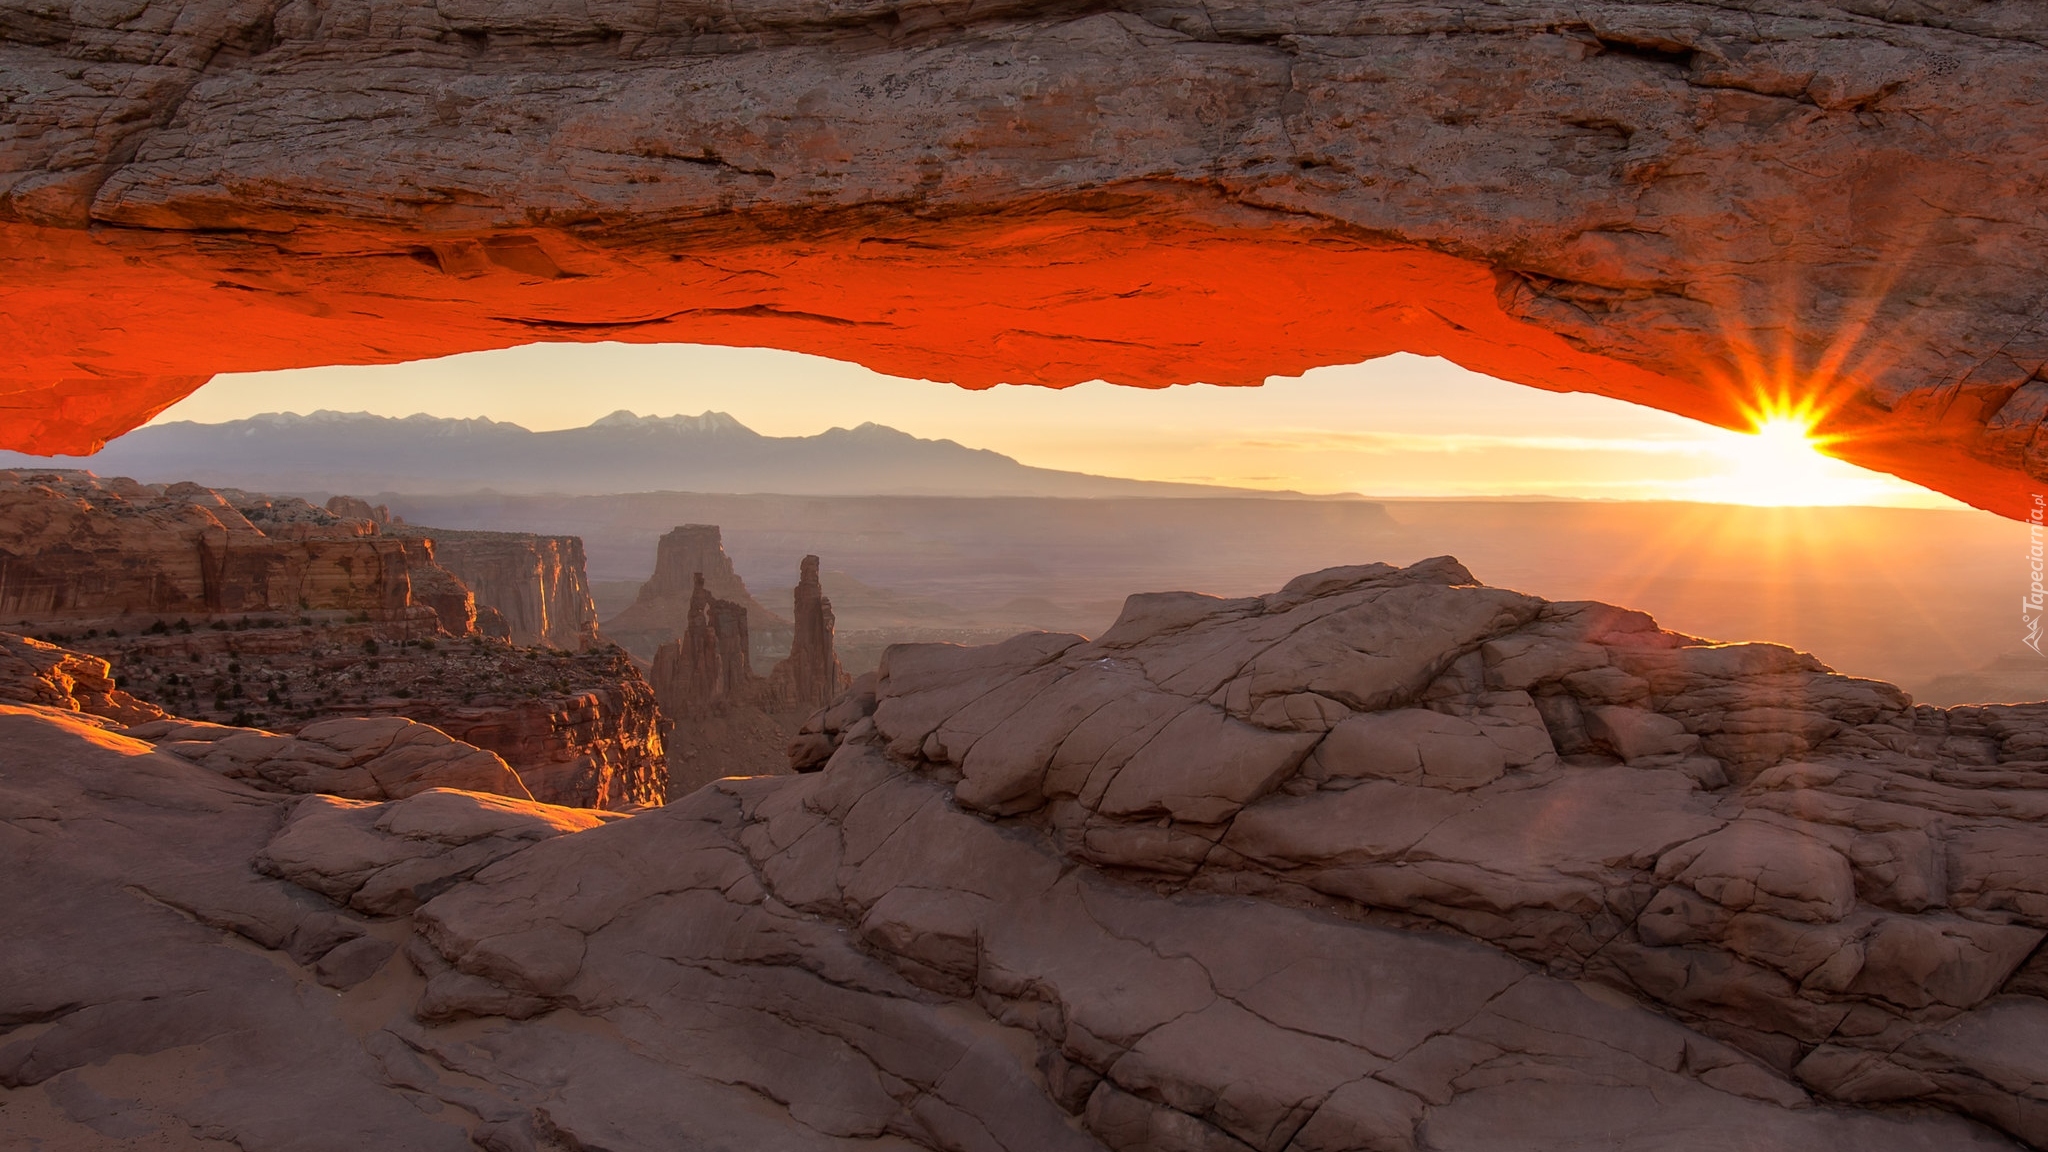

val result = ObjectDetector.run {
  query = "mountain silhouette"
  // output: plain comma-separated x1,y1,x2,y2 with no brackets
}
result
0,410,1294,498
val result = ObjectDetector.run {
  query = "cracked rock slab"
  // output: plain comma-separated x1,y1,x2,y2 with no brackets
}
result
3,556,2047,1150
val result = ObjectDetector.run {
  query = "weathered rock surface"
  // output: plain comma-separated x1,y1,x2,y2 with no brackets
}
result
0,704,488,1148
0,631,163,725
258,787,617,917
3,4,2047,517
396,526,602,651
831,556,2048,1145
132,715,535,802
0,469,457,629
4,559,2047,1149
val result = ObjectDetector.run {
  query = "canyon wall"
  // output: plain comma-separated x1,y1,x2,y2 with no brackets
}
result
13,617,669,810
397,649,669,810
400,527,602,651
0,470,447,624
2,3,2047,516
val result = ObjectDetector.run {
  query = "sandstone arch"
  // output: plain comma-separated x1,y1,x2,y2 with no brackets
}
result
3,0,2046,517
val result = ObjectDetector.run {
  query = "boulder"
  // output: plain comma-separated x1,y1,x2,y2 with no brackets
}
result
0,632,163,725
258,788,613,916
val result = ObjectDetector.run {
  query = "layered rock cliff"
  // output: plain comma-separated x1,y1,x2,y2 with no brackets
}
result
0,474,666,808
651,556,853,720
3,4,2047,516
6,619,663,807
27,621,668,810
395,526,602,651
4,558,2047,1149
398,646,669,810
0,470,459,627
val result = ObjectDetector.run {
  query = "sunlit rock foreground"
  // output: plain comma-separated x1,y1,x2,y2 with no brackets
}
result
6,3,2048,516
4,558,2047,1150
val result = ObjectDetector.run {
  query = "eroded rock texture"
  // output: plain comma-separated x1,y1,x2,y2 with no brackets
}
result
0,469,455,628
398,527,603,651
652,572,760,721
0,474,668,807
131,714,537,801
403,647,670,809
3,2,2047,515
5,559,2048,1149
0,631,163,725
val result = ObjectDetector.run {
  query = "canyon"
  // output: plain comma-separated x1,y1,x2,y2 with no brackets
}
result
3,3,2047,518
3,558,2046,1149
0,470,460,631
0,470,665,808
313,495,602,651
391,489,2032,705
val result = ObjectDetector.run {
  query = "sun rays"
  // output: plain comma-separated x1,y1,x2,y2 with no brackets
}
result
1665,378,1907,507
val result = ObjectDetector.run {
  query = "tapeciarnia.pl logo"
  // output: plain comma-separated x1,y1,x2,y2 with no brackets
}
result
2028,493,2046,655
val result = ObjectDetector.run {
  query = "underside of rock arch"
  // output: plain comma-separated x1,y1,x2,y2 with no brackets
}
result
4,0,2048,517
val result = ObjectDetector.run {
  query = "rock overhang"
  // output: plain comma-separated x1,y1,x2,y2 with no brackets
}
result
4,1,2046,517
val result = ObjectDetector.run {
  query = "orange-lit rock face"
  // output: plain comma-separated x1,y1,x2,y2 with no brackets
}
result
3,2,2046,517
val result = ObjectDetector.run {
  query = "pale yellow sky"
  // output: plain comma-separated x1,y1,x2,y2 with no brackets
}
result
155,342,1962,508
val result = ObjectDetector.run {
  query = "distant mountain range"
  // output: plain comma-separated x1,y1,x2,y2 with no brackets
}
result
0,410,1296,499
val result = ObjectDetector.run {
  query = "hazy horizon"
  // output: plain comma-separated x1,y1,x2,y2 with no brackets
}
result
140,342,1967,509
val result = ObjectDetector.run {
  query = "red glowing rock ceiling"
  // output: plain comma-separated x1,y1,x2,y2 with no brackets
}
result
3,1,2045,517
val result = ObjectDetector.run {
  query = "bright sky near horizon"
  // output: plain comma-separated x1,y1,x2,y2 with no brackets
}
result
152,342,1963,508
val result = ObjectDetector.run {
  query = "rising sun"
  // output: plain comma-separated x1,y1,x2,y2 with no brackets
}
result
1694,399,1894,507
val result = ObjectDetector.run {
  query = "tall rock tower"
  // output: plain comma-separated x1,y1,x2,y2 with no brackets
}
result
772,555,850,713
603,524,785,662
650,573,755,720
